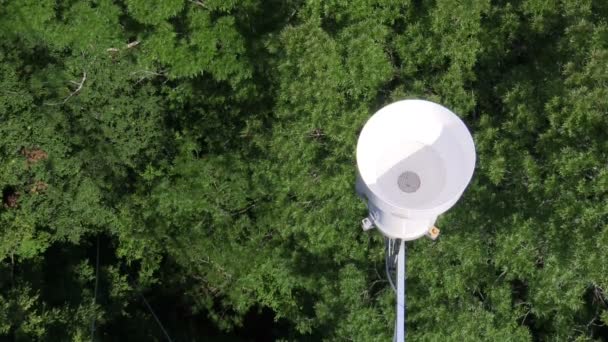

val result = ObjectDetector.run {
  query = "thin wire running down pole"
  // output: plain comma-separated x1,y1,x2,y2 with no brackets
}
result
395,239,407,342
386,238,397,293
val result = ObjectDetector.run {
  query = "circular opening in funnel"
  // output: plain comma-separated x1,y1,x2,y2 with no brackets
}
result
397,171,420,193
375,144,447,210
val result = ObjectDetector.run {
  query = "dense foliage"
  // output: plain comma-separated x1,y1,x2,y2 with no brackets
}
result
1,0,608,340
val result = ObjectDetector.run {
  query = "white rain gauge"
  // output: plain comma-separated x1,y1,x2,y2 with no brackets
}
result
356,100,476,341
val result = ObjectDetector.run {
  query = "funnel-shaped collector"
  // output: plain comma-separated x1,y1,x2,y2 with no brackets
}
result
356,100,476,240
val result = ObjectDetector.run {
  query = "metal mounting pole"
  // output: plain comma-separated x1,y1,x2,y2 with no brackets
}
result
395,239,407,342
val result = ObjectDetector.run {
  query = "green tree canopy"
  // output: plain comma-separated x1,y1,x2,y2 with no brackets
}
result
1,0,608,340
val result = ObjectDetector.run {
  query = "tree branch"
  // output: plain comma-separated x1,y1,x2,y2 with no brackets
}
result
63,71,87,103
126,40,140,49
45,71,87,106
189,0,208,8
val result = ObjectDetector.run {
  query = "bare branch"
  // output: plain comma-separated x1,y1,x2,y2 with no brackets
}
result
63,72,87,104
45,71,87,106
130,69,167,85
189,0,207,8
106,41,139,54
130,70,165,77
126,40,140,49
520,309,531,325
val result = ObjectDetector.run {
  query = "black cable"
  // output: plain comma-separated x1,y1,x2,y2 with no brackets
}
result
89,235,174,342
140,292,174,342
91,235,100,342
385,237,397,293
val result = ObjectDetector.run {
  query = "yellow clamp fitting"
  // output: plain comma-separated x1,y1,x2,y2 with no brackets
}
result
426,226,440,240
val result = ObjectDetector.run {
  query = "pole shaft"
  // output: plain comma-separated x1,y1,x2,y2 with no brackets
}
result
396,239,406,342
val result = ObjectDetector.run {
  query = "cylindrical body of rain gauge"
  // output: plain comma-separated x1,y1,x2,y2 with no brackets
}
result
356,99,476,240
